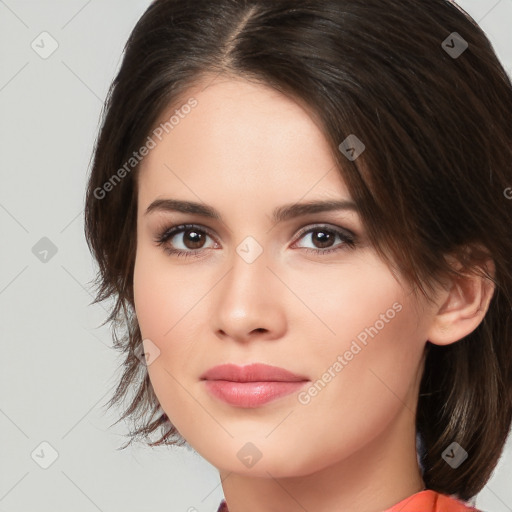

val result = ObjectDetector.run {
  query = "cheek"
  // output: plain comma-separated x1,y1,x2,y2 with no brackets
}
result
133,242,199,342
288,254,413,354
292,256,425,411
132,243,213,390
277,278,424,476
133,245,166,339
132,246,203,432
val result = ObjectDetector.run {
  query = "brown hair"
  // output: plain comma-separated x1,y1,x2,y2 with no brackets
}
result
84,0,512,501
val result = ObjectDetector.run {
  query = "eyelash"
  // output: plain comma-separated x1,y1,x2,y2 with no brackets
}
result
153,223,357,259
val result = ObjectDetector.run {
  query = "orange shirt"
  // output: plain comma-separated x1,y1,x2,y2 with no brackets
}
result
383,489,480,511
216,489,480,512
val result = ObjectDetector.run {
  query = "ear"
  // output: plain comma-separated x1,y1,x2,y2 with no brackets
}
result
426,252,496,346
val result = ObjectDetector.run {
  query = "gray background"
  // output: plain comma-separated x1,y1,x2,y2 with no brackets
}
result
0,1,511,511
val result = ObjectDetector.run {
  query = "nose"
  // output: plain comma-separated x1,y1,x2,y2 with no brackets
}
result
211,243,287,343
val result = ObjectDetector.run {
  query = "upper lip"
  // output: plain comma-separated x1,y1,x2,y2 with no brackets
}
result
200,363,309,382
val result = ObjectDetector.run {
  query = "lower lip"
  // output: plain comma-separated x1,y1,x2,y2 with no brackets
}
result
203,380,308,408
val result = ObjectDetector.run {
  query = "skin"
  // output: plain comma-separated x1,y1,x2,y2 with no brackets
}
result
132,74,495,512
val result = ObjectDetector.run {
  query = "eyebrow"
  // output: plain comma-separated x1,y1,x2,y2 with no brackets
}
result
144,198,359,223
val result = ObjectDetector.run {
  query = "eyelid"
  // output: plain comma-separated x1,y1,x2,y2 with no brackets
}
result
154,223,219,245
290,223,357,254
292,222,356,241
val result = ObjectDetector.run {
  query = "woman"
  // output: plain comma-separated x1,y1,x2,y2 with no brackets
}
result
84,0,512,510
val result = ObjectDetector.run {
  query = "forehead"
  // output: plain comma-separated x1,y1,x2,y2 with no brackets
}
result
137,75,351,210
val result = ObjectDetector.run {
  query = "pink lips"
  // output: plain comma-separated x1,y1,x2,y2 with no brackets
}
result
200,363,309,408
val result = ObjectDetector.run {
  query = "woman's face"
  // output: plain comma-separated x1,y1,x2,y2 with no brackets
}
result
133,75,437,478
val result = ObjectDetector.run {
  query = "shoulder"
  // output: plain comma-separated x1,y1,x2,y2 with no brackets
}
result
384,489,482,512
435,493,482,512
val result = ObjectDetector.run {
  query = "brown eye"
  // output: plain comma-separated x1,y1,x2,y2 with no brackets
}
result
154,223,217,258
181,228,207,249
293,224,356,255
309,230,336,249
